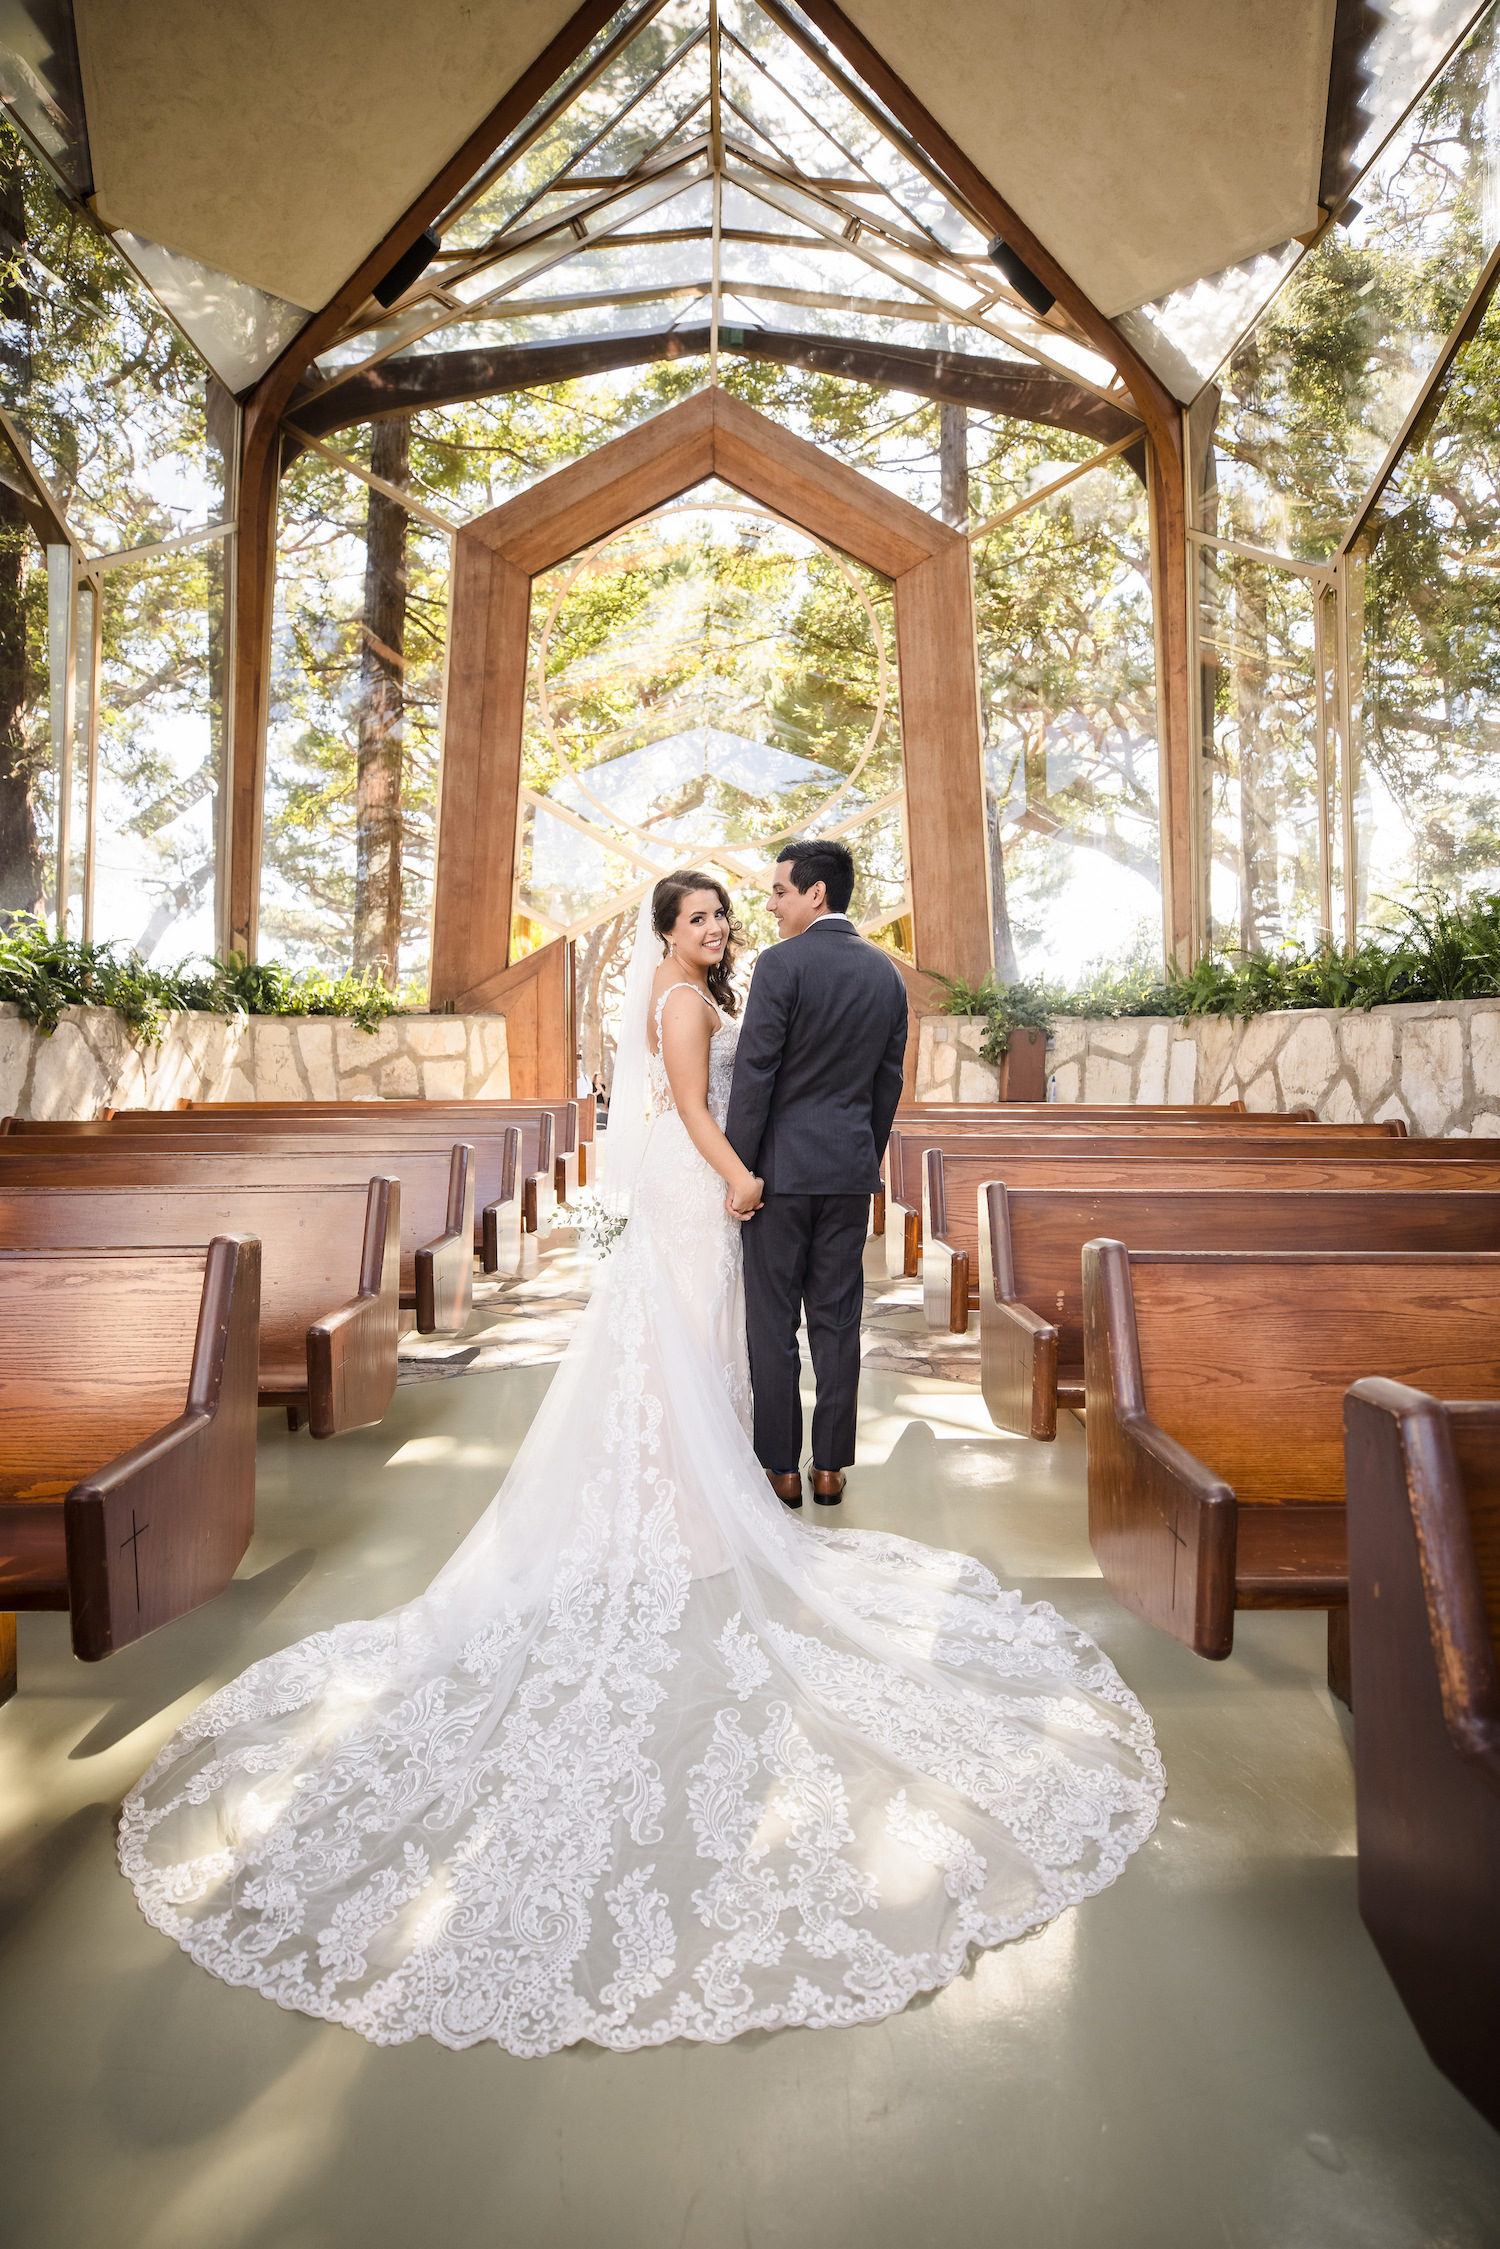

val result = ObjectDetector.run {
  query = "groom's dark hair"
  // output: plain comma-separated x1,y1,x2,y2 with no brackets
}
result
778,839,855,915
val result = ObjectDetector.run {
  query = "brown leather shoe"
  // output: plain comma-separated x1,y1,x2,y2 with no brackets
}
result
766,1469,803,1507
811,1468,846,1505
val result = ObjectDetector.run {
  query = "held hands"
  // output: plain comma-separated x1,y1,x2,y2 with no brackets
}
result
725,1173,764,1222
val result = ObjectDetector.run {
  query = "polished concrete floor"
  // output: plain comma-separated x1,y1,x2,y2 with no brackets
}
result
4,1251,1500,2248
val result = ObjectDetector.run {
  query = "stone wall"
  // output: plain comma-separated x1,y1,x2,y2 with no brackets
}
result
0,1004,510,1119
916,999,1500,1137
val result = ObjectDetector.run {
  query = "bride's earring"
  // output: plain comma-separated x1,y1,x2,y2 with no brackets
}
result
667,940,676,958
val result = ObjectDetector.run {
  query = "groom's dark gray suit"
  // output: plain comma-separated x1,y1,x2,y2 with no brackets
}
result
724,915,908,1474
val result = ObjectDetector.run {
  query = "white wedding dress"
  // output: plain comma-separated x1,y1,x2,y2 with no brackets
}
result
119,980,1164,2056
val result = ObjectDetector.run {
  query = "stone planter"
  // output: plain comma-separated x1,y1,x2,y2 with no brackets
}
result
915,998,1500,1137
0,1003,511,1120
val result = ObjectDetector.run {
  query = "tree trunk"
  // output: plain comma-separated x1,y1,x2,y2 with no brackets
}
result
0,139,40,923
1234,566,1278,954
353,415,409,986
939,399,967,528
986,784,1019,980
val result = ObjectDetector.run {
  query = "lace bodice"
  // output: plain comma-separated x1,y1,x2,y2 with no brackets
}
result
647,984,740,1125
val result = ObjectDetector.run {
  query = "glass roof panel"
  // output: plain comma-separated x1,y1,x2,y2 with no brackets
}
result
1201,9,1500,556
718,235,932,306
717,179,823,238
722,0,987,252
510,237,713,299
564,39,712,182
442,1,706,249
386,295,705,358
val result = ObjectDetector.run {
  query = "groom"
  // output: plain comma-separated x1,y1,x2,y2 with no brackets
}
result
724,840,908,1507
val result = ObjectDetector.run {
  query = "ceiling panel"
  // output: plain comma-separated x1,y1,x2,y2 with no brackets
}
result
835,0,1336,316
74,0,584,310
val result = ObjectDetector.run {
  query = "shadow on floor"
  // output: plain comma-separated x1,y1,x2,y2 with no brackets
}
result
66,1549,317,1759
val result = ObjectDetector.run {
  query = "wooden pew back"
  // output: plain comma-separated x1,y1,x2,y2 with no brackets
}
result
176,1092,593,1141
917,1137,1500,1290
25,1107,538,1241
1112,1249,1500,1504
0,1179,391,1392
995,1184,1500,1371
0,1137,470,1328
0,1236,260,1683
1344,1380,1500,2129
0,1247,209,1501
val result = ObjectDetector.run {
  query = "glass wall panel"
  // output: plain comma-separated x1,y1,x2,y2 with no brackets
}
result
972,456,1161,982
63,571,89,934
260,446,448,992
1353,285,1500,921
1201,8,1500,559
90,543,223,962
1196,546,1329,954
522,475,904,1070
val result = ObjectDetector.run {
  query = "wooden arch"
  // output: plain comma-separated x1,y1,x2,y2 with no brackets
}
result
429,386,991,1011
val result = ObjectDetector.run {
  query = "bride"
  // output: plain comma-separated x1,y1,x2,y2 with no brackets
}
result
120,869,1164,2056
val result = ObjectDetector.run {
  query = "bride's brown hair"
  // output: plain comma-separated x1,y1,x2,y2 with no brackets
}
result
652,868,744,1017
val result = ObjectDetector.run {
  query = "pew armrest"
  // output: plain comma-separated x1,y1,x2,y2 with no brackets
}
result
885,1198,919,1280
922,1231,969,1334
306,1175,401,1438
1082,1238,1238,1658
481,1194,524,1278
414,1145,476,1334
977,1181,1059,1439
62,1236,261,1661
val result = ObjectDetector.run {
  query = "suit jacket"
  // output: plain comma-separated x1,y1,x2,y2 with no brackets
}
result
724,917,908,1196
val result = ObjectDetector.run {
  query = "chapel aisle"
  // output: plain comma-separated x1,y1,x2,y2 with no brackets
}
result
2,1237,1498,2249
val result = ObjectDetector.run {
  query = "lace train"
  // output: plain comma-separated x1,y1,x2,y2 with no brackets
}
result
119,1019,1164,2055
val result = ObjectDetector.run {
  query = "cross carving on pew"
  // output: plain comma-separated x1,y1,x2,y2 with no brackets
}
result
120,1511,150,1611
1165,1510,1187,1605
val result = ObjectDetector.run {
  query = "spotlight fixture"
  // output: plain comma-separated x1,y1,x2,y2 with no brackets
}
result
373,227,441,309
986,235,1055,318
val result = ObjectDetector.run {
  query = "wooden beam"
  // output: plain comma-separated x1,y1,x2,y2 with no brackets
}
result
285,327,1143,457
894,541,991,986
226,0,624,958
439,387,993,1005
428,537,531,1008
450,938,573,1097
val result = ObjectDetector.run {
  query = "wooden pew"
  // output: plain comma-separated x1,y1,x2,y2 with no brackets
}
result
871,1101,1258,1234
39,1106,542,1249
922,1133,1500,1327
169,1093,575,1214
0,1237,260,1706
1081,1242,1500,1694
0,1178,399,1436
0,1137,474,1333
978,1183,1500,1438
887,1115,1414,1280
1343,1379,1500,2133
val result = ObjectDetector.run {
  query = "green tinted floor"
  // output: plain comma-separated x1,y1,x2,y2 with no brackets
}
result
3,1280,1499,2247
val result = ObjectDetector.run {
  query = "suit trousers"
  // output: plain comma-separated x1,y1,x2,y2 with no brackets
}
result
741,1190,869,1474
